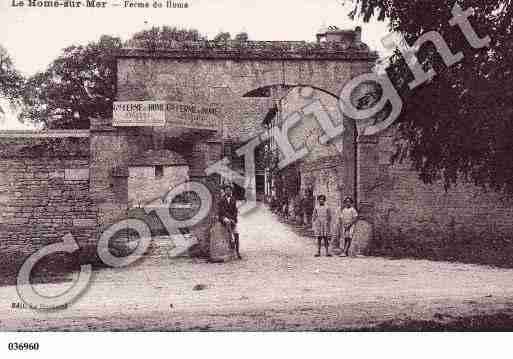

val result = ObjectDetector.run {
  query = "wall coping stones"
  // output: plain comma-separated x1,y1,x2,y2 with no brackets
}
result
0,130,90,138
0,136,90,159
118,40,378,61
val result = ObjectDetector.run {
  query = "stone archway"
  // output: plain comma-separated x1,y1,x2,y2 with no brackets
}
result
106,45,377,250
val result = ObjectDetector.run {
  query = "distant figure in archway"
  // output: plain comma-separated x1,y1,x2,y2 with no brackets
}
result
301,189,314,226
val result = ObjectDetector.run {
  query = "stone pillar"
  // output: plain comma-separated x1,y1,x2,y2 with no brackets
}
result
341,117,357,206
356,134,380,222
186,139,223,256
89,119,131,231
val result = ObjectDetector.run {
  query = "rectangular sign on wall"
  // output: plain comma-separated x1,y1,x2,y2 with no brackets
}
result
113,101,166,127
165,102,220,131
113,101,220,130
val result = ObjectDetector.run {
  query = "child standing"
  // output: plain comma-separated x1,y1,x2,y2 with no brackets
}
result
338,197,359,257
313,195,332,257
282,196,290,220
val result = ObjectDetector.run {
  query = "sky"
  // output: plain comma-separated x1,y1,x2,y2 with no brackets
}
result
0,0,390,128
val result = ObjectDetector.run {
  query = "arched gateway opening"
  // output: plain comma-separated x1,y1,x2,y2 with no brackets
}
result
240,83,356,217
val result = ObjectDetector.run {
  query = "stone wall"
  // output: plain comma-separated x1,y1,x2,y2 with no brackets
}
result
361,128,513,251
186,140,222,179
0,136,96,282
128,165,189,207
116,54,375,144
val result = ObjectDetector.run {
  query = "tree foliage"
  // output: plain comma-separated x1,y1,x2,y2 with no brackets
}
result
348,0,513,194
213,31,231,42
130,25,205,49
21,35,122,129
234,32,249,42
0,46,25,119
213,31,249,43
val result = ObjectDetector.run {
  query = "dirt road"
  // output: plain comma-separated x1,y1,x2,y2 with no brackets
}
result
2,205,513,331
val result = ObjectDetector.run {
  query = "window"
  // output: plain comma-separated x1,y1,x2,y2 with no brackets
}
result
155,165,164,178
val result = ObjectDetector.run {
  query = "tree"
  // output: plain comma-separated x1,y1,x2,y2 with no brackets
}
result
22,35,123,129
213,31,249,43
213,31,231,42
129,25,206,50
0,46,25,121
347,0,513,194
234,32,249,42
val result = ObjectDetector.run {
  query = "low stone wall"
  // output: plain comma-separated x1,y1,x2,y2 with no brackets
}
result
0,135,97,284
361,128,513,265
371,163,513,245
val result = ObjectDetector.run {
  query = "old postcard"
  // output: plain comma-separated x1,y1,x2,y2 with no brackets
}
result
0,0,513,354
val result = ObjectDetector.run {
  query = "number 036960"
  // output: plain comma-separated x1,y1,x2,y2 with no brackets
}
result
8,342,39,351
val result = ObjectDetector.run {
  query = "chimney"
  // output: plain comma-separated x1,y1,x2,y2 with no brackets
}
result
316,25,361,45
354,26,362,44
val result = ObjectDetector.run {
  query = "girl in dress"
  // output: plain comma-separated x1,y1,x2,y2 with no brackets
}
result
338,196,359,257
312,194,332,257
